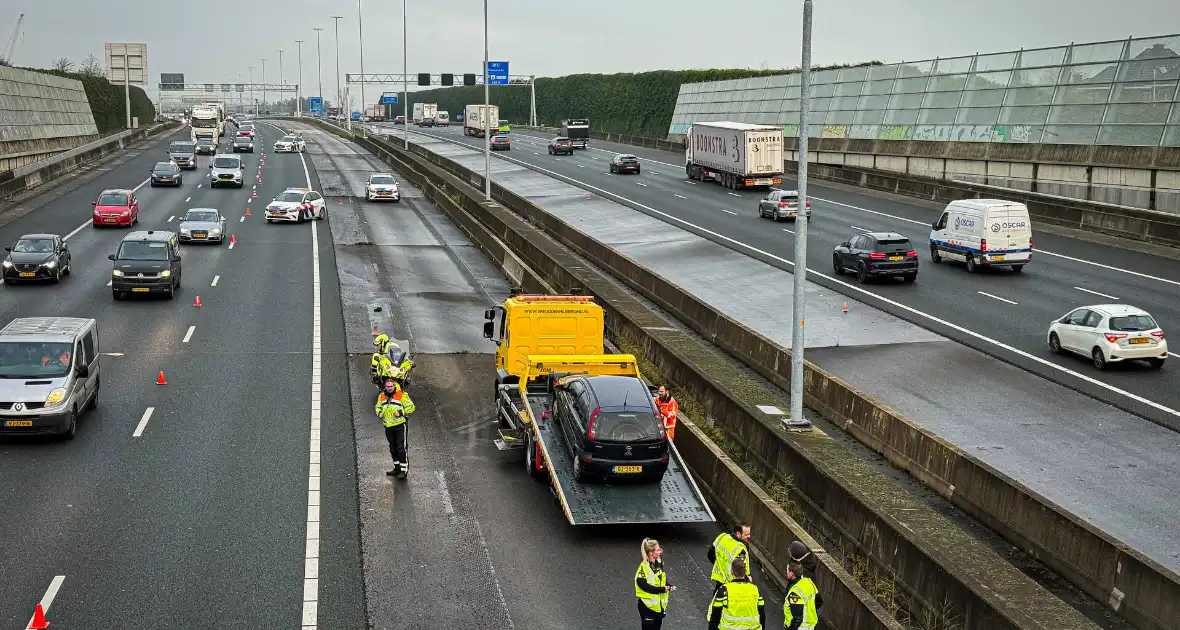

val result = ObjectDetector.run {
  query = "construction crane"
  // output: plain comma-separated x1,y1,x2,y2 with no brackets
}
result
1,13,25,66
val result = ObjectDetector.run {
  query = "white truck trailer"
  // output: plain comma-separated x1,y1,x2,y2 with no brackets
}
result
685,122,784,190
417,103,439,126
190,105,221,142
412,103,425,125
463,104,500,138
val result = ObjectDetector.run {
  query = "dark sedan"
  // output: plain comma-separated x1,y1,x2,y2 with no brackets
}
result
150,161,183,187
3,234,71,284
195,138,217,155
232,136,255,153
553,374,669,483
547,137,574,156
490,135,511,151
833,231,919,283
609,154,641,174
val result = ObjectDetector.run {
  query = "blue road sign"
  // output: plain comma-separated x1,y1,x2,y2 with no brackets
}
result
351,111,361,120
381,94,398,104
486,61,509,86
308,97,323,114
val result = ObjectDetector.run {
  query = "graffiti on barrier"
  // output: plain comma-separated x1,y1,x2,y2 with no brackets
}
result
822,125,850,138
877,125,913,141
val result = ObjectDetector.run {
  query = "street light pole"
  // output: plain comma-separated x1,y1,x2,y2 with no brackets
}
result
331,16,344,126
357,0,366,136
313,28,324,113
787,0,813,430
277,49,285,114
248,66,254,115
483,0,491,201
237,72,244,114
296,40,304,118
261,58,267,115
402,0,409,148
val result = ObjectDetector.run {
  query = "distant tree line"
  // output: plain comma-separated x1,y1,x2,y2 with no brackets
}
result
16,55,156,133
388,63,881,139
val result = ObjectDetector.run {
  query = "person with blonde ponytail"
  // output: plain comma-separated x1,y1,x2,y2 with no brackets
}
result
635,537,676,629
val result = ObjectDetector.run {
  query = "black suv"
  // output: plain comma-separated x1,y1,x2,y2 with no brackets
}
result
150,161,182,187
109,231,183,300
832,231,918,283
553,374,669,483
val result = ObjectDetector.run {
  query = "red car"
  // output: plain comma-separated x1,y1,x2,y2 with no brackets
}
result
238,129,255,139
92,189,140,227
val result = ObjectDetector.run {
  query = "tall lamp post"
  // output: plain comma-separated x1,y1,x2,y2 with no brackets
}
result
295,40,304,117
331,16,344,120
402,0,409,148
357,0,366,136
787,0,814,430
277,49,285,114
248,66,254,115
313,27,324,114
482,0,491,201
261,58,267,115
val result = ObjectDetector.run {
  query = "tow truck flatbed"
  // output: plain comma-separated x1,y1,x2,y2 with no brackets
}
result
496,386,715,526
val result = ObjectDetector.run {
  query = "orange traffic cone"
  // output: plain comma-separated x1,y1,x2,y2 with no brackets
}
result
251,191,257,198
156,370,167,385
230,235,237,245
842,302,849,313
193,295,202,307
372,325,379,336
29,603,49,629
244,208,251,216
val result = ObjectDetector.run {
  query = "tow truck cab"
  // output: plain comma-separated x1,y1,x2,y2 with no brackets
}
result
484,294,604,387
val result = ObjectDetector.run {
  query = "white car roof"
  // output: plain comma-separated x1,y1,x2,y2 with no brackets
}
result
369,173,395,179
1084,304,1152,317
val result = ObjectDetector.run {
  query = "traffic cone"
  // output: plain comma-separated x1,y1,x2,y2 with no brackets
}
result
842,302,849,313
156,370,167,385
372,325,379,336
29,603,49,629
251,191,257,198
193,295,202,307
230,235,237,245
244,208,251,216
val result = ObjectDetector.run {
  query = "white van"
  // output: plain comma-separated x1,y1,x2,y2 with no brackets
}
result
929,199,1032,273
436,111,450,126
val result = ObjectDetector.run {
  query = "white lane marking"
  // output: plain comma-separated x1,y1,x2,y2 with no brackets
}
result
674,194,687,199
132,407,155,438
1074,286,1119,300
211,275,220,287
240,216,245,223
62,220,91,241
167,215,175,222
533,152,539,155
185,196,191,202
182,325,195,343
722,209,737,215
422,134,1180,421
26,575,65,628
783,228,795,234
577,164,584,168
298,148,323,629
684,180,697,185
591,156,599,160
228,241,235,250
197,184,202,188
106,280,112,287
727,192,741,197
978,291,1019,305
636,182,648,187
851,225,870,232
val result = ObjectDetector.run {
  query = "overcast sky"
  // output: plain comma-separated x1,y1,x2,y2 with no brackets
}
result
6,0,1178,103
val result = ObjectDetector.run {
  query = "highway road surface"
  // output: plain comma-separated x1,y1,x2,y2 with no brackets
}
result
397,123,1180,574
0,120,787,628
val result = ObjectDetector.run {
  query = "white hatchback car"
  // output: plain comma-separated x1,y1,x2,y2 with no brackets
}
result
1048,304,1167,370
265,187,327,223
366,173,401,202
273,134,306,153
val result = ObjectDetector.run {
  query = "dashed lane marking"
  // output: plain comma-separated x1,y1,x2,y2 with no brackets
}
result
132,407,155,438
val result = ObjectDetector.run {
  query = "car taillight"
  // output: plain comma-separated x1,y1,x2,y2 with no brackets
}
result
1151,330,1165,339
1028,238,1033,250
778,201,789,207
1105,333,1128,343
587,408,599,440
805,200,811,207
868,252,887,259
906,250,918,257
980,238,988,253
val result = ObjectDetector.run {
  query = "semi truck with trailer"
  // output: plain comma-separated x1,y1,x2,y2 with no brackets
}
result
561,119,590,149
482,294,714,526
685,122,784,190
190,105,222,142
463,104,500,138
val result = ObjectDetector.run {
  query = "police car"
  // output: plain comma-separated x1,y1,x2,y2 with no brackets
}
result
265,188,327,223
272,134,306,153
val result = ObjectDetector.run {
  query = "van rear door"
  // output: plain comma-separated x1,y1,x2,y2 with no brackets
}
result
987,204,1032,262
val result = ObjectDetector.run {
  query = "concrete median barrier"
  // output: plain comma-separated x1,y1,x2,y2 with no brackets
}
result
293,117,1119,630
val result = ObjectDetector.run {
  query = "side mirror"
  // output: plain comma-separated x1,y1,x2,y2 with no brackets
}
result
3,246,9,252
484,308,496,321
840,241,851,248
91,201,98,206
107,254,115,261
932,221,939,229
209,164,213,169
482,321,495,340
76,365,89,378
173,255,182,262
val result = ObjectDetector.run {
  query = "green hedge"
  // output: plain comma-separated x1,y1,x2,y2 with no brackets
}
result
18,67,156,134
390,65,878,139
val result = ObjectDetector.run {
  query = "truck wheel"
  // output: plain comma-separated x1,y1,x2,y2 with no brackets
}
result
525,434,546,481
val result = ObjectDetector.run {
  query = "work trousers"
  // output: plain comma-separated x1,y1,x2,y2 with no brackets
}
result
385,423,408,464
637,599,664,630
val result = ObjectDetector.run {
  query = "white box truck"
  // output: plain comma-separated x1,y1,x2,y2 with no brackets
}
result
417,103,439,127
463,104,500,138
685,122,784,189
412,103,425,125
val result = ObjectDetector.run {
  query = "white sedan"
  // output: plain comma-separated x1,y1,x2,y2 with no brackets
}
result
265,188,327,223
366,173,401,202
1048,304,1167,370
273,134,306,153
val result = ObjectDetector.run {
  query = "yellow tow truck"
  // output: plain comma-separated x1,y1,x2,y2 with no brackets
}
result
482,294,714,526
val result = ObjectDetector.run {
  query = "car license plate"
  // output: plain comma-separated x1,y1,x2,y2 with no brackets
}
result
889,255,903,261
4,420,33,427
1130,337,1150,344
104,218,118,223
991,254,1006,260
132,287,150,292
19,272,35,277
193,232,207,238
160,177,171,181
613,465,643,473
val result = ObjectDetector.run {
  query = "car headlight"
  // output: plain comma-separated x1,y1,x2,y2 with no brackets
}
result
43,260,56,269
160,270,172,278
2,260,11,268
112,269,123,277
45,387,67,407
210,227,222,234
121,210,131,216
180,228,191,235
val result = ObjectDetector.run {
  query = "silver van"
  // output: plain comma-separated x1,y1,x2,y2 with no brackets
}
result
0,317,100,439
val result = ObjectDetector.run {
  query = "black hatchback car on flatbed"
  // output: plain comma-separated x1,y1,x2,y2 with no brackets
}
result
109,230,183,300
833,231,919,283
552,374,669,483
